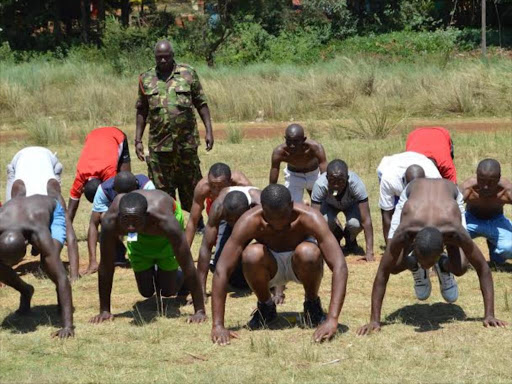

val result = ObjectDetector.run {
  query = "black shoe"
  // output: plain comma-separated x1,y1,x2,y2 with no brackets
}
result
247,301,277,330
303,297,326,327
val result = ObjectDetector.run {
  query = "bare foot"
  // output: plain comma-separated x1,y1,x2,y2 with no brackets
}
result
81,263,99,276
16,284,35,315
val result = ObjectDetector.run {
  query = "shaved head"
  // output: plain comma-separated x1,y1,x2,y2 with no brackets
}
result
405,164,425,184
477,158,501,177
0,230,26,265
154,40,173,54
285,124,305,139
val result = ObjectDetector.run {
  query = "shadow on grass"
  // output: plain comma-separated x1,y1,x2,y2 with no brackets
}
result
14,260,71,279
115,296,182,326
1,304,61,334
489,261,512,273
384,303,473,332
228,310,349,335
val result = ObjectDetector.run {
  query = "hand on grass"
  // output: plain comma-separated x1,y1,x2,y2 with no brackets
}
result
356,321,381,336
89,311,114,324
211,325,239,346
187,310,207,324
364,252,375,262
52,327,75,339
313,317,338,343
483,316,507,328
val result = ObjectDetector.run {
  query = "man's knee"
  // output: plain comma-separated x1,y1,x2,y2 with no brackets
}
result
345,217,362,237
138,285,155,298
242,244,266,267
295,242,322,267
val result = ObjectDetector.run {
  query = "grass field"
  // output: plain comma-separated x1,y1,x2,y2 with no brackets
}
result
0,120,511,383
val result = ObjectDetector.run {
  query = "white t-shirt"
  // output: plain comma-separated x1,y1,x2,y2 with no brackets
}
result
10,147,61,197
377,151,441,211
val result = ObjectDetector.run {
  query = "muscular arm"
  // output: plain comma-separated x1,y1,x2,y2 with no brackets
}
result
359,200,374,261
185,186,206,246
269,149,282,184
161,210,206,318
198,105,214,151
67,198,80,224
307,212,348,341
499,178,512,204
211,219,253,344
34,230,74,336
315,144,328,173
87,212,102,267
232,171,252,186
135,78,149,162
197,202,222,300
381,209,394,244
455,229,505,325
357,230,406,335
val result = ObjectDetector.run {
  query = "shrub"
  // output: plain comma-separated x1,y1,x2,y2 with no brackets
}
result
216,21,270,65
26,118,69,145
226,124,244,144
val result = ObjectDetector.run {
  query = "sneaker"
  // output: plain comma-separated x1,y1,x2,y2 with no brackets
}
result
303,297,326,327
247,301,277,330
433,258,459,303
411,266,432,300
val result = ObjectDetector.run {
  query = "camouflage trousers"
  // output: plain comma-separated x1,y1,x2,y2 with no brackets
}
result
147,148,202,212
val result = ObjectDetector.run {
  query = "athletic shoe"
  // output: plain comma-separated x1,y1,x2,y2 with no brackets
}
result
411,265,432,300
433,258,459,303
247,301,277,330
303,297,326,327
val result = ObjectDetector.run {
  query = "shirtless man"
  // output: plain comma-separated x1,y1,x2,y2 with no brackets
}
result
357,179,506,335
0,196,74,338
89,190,206,324
270,124,327,203
6,146,79,280
462,159,512,264
86,171,155,274
185,162,251,245
197,187,260,298
210,184,348,345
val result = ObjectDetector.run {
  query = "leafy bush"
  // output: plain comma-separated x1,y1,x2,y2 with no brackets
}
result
266,27,328,64
216,21,270,65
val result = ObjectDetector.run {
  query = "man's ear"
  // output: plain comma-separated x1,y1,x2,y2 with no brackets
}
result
303,136,307,142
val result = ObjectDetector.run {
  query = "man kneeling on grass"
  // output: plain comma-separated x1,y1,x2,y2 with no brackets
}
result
210,184,348,345
357,178,507,336
0,196,74,338
89,190,206,324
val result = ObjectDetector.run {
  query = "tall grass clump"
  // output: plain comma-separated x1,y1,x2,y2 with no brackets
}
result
25,118,68,145
346,101,405,139
226,124,244,144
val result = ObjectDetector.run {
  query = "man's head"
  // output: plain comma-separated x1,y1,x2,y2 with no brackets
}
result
476,158,501,197
154,40,174,73
0,230,27,266
118,192,148,233
326,159,349,195
404,164,425,185
284,124,306,153
223,191,250,227
113,172,139,194
261,184,293,231
208,163,232,197
414,227,444,268
84,178,102,203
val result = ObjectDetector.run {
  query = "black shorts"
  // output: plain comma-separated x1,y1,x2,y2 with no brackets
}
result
117,135,131,170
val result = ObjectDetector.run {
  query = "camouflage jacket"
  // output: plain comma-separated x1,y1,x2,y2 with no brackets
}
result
136,63,208,152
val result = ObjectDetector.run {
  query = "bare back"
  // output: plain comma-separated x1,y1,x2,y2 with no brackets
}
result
0,195,55,234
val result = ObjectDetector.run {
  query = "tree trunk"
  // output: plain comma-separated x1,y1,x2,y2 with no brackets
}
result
121,0,131,26
80,0,90,43
481,0,486,59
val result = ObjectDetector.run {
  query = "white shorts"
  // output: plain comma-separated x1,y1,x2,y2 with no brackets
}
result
388,188,467,240
284,167,320,203
267,237,320,288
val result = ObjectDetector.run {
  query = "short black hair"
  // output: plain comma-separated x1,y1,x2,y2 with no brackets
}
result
415,227,443,259
224,191,249,217
327,159,348,176
208,163,231,179
114,172,138,194
477,158,501,176
261,184,291,211
285,124,305,138
119,192,148,215
84,178,102,203
405,164,425,184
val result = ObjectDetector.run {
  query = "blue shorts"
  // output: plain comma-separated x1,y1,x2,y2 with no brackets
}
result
465,211,512,264
50,200,66,245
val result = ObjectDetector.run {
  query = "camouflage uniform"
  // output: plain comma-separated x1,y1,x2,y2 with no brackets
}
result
136,63,208,211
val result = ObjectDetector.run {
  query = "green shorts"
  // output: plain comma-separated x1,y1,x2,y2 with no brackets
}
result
126,201,185,273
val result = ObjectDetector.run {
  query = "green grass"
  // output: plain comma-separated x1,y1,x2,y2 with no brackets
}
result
0,124,511,383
